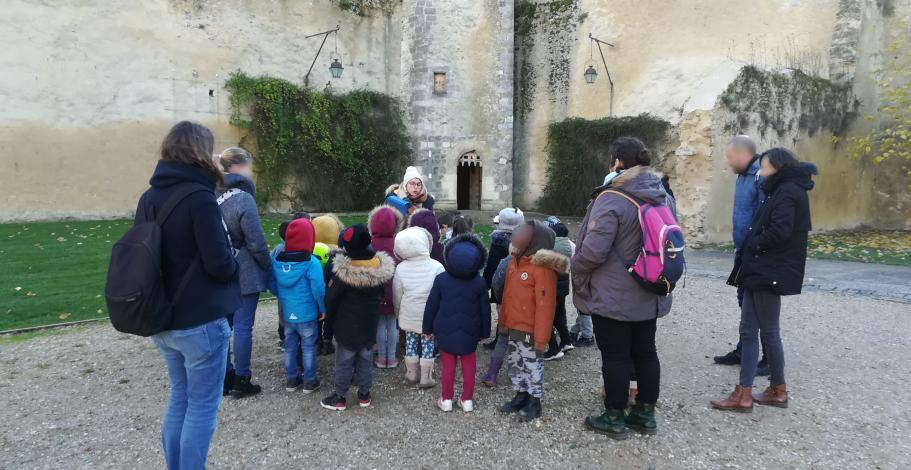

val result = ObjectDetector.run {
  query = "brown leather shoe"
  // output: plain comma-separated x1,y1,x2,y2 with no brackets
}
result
711,385,753,412
753,384,788,408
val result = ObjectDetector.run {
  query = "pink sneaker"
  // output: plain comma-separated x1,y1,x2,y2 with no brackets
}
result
374,358,387,369
386,358,399,368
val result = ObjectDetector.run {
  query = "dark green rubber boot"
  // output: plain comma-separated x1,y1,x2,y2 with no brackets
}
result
584,409,630,440
625,403,658,435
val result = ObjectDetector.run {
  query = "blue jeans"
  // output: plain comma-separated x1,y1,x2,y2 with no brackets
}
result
739,289,785,387
334,345,373,396
376,315,397,362
230,293,260,377
284,321,318,381
151,317,230,470
570,312,594,339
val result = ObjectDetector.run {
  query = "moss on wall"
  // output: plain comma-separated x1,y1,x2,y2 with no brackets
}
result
538,114,671,215
335,0,398,16
719,66,858,139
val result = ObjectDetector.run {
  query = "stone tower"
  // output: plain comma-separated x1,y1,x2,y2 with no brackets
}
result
399,0,514,210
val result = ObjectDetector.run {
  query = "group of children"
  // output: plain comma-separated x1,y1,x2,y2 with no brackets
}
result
266,204,584,419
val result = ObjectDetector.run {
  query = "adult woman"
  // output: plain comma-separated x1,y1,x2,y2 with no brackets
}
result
572,137,675,440
385,166,435,214
712,148,816,411
217,147,271,398
137,121,240,469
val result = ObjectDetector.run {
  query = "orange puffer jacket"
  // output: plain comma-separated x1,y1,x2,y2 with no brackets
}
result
499,249,569,351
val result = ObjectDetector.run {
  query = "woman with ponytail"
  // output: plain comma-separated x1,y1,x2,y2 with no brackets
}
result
572,137,676,439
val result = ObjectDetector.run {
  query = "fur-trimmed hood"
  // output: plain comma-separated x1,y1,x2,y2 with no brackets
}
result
444,233,488,279
590,165,670,206
331,251,395,288
367,204,404,238
531,249,570,274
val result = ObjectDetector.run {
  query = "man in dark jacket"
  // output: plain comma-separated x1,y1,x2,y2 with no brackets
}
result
714,135,770,376
320,225,395,412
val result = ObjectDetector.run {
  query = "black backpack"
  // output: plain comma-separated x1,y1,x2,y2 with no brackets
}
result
105,183,209,336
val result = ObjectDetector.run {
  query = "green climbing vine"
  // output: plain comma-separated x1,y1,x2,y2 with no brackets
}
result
225,72,411,211
335,0,398,16
538,114,671,215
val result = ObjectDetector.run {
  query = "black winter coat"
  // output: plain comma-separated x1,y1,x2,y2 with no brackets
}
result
135,160,240,330
423,234,491,355
325,252,395,351
729,163,816,296
482,230,511,301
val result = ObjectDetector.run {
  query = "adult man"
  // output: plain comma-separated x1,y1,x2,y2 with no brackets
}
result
713,135,769,376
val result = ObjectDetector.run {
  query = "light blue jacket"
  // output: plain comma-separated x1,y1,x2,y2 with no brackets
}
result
268,254,326,324
732,157,765,251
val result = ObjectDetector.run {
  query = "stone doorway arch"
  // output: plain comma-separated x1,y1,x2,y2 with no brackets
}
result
457,150,482,210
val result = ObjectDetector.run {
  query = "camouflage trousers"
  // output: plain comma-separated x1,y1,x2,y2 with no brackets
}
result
507,338,545,398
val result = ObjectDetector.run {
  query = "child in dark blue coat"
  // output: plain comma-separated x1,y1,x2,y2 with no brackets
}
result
423,233,491,412
268,219,326,394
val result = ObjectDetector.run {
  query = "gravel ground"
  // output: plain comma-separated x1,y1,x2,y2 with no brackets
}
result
1,276,909,469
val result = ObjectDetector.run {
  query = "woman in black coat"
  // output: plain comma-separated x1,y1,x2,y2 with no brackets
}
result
136,121,240,469
713,148,817,412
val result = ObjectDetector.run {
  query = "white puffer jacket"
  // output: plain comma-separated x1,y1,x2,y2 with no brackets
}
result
393,227,445,333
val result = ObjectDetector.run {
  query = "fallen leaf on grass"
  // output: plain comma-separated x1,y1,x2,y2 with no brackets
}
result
59,312,70,320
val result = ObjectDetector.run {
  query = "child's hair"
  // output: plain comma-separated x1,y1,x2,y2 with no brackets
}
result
452,215,474,236
160,121,221,184
216,147,253,173
437,210,459,228
551,222,569,238
279,212,313,241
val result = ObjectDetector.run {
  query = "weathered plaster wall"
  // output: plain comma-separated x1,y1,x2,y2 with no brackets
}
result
515,0,841,208
0,0,402,221
400,0,514,210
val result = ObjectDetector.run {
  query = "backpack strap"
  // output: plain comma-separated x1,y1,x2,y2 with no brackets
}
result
598,189,642,209
216,188,242,206
155,183,211,226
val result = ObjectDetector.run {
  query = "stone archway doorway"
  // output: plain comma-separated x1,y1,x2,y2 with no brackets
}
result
457,151,482,210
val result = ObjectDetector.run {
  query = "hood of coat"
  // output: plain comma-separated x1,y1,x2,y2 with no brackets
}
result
763,163,817,194
223,172,256,195
490,230,512,248
408,209,441,243
519,221,556,259
394,226,432,261
444,233,488,279
530,249,570,274
313,214,345,247
368,205,404,238
608,165,669,205
149,159,217,190
331,251,395,288
272,257,312,288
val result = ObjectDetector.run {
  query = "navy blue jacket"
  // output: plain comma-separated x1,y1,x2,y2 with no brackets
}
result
423,234,491,355
733,156,765,251
135,160,241,330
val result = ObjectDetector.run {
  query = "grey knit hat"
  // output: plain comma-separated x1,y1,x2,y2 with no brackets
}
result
496,207,524,232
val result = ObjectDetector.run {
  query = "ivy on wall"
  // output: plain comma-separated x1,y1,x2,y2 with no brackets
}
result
538,114,671,215
335,0,398,16
225,72,411,211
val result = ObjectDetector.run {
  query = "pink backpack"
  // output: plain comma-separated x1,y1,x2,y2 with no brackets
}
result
602,190,685,295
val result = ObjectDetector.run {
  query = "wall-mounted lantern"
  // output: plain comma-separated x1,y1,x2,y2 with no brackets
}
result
585,33,616,116
329,58,344,79
584,65,597,84
304,25,342,87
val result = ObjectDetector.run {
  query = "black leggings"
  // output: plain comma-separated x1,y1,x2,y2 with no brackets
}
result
592,316,660,410
548,294,571,350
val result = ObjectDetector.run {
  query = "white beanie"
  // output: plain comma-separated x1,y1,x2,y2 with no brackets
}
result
402,166,424,190
496,207,524,232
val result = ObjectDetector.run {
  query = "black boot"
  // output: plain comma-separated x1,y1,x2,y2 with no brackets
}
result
518,396,542,421
223,369,235,397
323,339,335,355
316,338,326,356
713,348,741,365
231,375,262,398
500,392,530,413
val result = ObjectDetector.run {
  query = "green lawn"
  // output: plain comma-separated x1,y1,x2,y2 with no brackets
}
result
709,229,911,266
0,214,492,331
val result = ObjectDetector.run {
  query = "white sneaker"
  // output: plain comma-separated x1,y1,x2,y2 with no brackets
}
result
458,399,474,412
561,343,575,352
438,398,453,412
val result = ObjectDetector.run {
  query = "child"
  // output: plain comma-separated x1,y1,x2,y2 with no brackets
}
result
436,210,458,242
482,207,524,351
321,225,395,411
423,233,490,412
313,213,345,355
450,215,474,239
498,221,569,420
273,212,313,347
543,218,575,360
407,209,445,264
393,226,445,387
268,219,325,394
367,205,404,368
481,246,516,387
